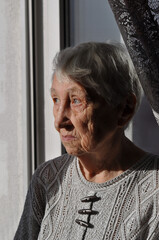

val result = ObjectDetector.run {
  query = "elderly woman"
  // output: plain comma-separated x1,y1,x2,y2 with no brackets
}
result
14,42,159,240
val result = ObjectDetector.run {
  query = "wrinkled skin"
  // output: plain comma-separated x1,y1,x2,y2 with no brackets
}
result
51,73,119,157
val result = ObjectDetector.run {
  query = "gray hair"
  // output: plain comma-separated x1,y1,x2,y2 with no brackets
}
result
53,42,141,111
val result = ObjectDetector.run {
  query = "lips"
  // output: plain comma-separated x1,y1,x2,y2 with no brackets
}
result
61,134,77,142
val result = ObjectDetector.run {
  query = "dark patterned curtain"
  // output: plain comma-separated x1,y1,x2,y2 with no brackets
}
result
108,0,159,124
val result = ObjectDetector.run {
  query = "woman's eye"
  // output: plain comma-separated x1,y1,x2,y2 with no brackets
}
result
53,97,59,104
72,98,81,105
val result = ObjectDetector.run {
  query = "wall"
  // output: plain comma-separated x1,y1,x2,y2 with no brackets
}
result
0,1,28,239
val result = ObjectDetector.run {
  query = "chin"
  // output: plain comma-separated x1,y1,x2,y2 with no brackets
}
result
62,139,95,156
65,149,83,156
63,145,86,156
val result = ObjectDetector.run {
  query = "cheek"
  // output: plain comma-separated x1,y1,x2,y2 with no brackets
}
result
74,109,95,150
72,104,87,113
73,107,93,134
53,106,61,132
80,126,94,150
53,104,57,118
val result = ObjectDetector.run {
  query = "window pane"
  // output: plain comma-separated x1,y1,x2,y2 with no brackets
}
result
43,0,61,161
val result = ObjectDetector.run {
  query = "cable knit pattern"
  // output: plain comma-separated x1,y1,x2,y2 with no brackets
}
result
14,153,159,240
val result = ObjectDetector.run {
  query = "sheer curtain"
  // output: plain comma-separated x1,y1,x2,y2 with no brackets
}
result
108,0,159,124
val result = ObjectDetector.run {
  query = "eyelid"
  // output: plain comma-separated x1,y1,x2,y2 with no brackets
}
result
52,96,60,104
73,99,81,104
71,96,82,104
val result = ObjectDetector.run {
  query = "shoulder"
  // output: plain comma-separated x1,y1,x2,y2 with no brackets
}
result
137,153,159,177
135,153,159,197
143,153,159,170
31,154,74,189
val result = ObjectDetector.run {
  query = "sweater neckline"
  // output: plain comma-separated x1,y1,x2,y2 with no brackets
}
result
74,153,153,190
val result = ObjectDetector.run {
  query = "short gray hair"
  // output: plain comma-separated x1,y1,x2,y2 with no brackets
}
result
53,42,141,111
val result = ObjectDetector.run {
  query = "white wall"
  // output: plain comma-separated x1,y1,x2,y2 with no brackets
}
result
0,1,28,239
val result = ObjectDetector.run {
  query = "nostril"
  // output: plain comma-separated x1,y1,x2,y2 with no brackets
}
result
65,125,74,131
59,121,74,131
55,115,68,128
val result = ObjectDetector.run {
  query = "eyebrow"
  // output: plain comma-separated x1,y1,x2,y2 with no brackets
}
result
50,88,56,96
50,87,86,96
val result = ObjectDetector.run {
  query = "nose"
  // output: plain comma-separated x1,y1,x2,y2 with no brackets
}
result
54,101,72,131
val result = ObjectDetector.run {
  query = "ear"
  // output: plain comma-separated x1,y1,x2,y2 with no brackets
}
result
117,94,136,127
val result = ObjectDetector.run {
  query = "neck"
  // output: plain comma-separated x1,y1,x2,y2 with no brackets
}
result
77,134,146,183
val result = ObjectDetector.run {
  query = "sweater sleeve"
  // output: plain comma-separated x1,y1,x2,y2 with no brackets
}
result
108,0,159,125
14,169,46,240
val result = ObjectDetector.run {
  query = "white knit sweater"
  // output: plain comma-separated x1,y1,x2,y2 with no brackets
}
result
14,153,159,240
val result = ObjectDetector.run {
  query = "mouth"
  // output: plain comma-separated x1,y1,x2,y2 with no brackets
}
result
61,134,77,142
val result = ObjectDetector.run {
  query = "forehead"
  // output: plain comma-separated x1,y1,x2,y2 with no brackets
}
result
51,73,86,95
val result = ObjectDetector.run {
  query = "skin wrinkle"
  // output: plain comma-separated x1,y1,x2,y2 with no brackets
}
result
52,73,118,157
52,74,106,155
69,104,94,153
51,73,146,183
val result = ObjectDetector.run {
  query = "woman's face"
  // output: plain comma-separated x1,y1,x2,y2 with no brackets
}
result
51,73,119,156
